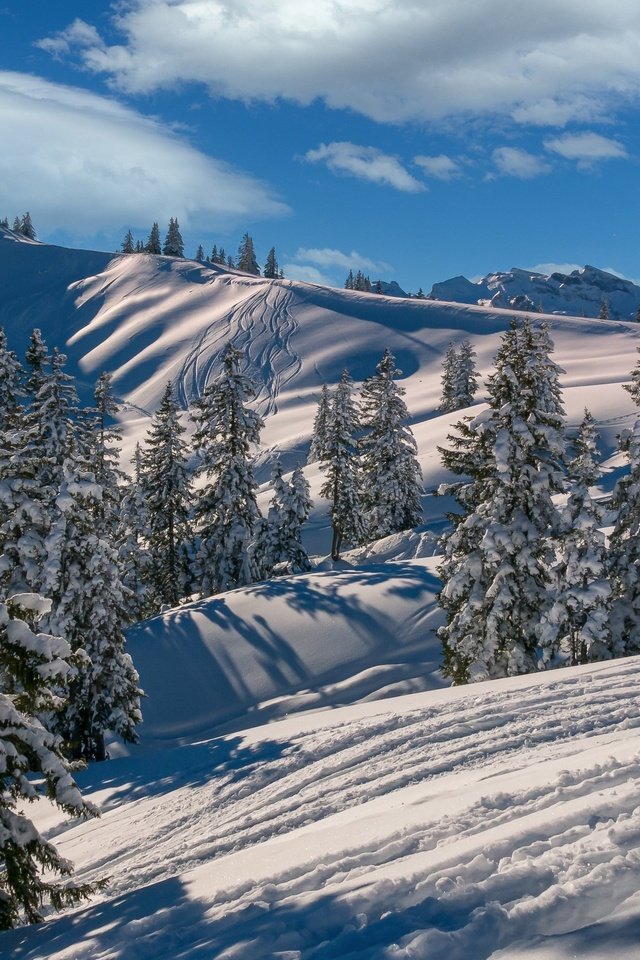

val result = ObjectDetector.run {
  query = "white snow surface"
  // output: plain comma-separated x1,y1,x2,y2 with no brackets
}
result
3,657,640,959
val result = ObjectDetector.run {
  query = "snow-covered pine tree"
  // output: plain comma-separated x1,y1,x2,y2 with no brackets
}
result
0,593,101,928
251,458,290,580
11,216,21,234
117,443,153,623
0,343,73,596
539,410,611,665
439,339,478,412
308,384,332,463
162,217,184,257
237,233,260,275
359,349,423,542
145,222,161,254
140,382,193,610
19,212,36,240
191,343,264,594
609,364,640,657
623,347,640,405
0,327,24,433
195,244,205,260
438,318,567,683
439,342,459,412
283,465,313,572
121,229,134,254
41,452,143,761
263,246,279,279
87,372,123,536
319,369,364,560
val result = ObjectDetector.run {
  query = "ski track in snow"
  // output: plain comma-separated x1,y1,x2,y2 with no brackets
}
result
176,282,301,414
11,659,639,960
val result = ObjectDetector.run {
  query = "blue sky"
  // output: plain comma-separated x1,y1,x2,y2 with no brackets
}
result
1,0,640,292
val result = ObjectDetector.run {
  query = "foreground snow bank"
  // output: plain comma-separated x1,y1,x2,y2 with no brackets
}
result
4,657,640,959
125,558,445,746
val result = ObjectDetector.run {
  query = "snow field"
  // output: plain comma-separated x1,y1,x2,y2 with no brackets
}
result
4,658,640,959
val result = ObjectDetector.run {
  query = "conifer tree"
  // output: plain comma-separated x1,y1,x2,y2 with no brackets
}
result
345,270,354,290
195,244,205,261
227,254,235,269
140,382,193,609
218,246,226,264
283,465,313,572
308,384,332,463
263,246,279,279
19,212,36,240
438,318,567,682
0,217,8,229
162,218,184,257
11,216,21,234
439,342,459,412
121,229,135,254
598,298,610,320
539,410,611,665
237,233,260,275
135,240,144,253
0,327,24,433
85,372,124,538
0,593,101,928
191,343,263,594
415,287,426,299
145,222,161,254
210,244,218,263
359,349,423,542
439,339,478,412
623,347,640,405
117,444,154,623
319,370,364,560
41,458,142,761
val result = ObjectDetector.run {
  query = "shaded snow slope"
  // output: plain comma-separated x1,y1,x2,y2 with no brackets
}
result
126,558,444,747
4,657,640,959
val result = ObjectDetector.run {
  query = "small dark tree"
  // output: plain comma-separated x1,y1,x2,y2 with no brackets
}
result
162,218,184,257
145,222,161,255
19,212,36,240
263,246,279,279
237,233,260,275
121,229,135,254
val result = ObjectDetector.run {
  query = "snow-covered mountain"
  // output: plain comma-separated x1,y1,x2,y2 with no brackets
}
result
430,264,640,321
4,229,640,958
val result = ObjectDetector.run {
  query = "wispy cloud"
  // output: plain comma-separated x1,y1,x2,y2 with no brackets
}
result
304,142,425,193
544,131,627,168
293,247,392,273
414,154,463,181
490,147,551,179
281,263,334,286
36,18,103,59
0,71,287,238
38,2,640,127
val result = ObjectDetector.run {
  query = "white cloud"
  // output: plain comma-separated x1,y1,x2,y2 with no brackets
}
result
544,131,627,168
414,154,463,180
0,72,287,237
490,147,552,179
293,247,391,273
36,18,104,59
304,142,425,193
281,263,335,286
527,262,582,276
39,2,640,126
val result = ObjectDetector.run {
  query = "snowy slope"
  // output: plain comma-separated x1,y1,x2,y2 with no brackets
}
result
3,657,640,959
2,231,640,555
430,264,640,321
125,557,444,747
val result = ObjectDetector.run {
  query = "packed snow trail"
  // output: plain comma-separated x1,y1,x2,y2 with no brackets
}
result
5,657,640,959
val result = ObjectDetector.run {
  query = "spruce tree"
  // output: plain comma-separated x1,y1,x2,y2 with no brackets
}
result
11,216,21,234
598,298,610,320
283,465,313,572
439,342,459,412
359,349,423,542
117,444,154,623
308,384,332,463
438,318,567,682
41,457,142,762
345,270,354,290
88,372,123,535
263,246,279,279
162,218,184,257
609,368,640,656
319,370,364,560
196,244,205,261
191,343,263,594
145,222,161,254
210,244,219,263
140,382,193,609
121,229,135,254
439,339,478,412
0,327,24,433
237,233,260,275
539,410,611,665
623,347,640,405
0,594,101,928
19,212,36,240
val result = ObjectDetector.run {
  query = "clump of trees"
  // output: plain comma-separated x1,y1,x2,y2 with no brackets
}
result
308,350,423,559
1,213,36,239
437,316,640,683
